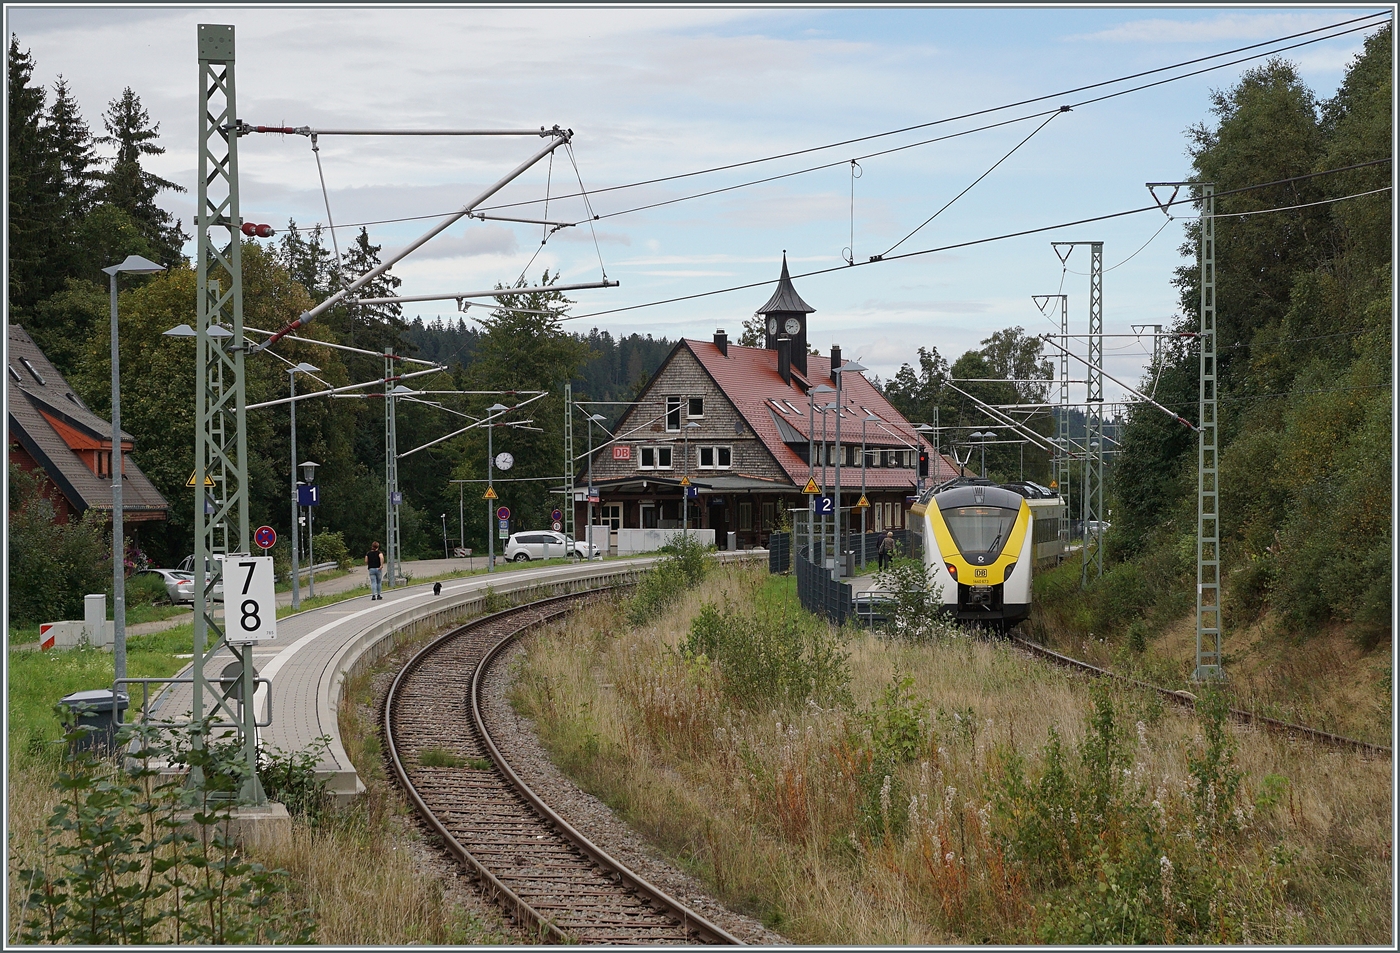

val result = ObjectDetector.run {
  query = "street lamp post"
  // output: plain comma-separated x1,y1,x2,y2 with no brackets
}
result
103,255,166,694
831,359,865,580
287,362,319,611
812,383,835,563
971,431,997,478
861,412,879,569
586,413,605,555
486,403,509,572
683,420,700,533
441,513,449,559
300,461,319,597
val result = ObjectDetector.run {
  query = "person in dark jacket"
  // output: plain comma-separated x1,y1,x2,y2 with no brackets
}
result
367,542,384,599
877,531,896,570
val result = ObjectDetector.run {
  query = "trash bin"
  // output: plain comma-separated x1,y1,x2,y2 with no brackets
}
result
58,689,129,754
727,531,737,551
844,550,856,577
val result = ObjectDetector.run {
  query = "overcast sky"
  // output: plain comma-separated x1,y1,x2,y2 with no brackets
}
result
7,4,1389,406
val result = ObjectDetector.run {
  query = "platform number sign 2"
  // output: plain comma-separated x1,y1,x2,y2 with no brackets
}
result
218,555,277,643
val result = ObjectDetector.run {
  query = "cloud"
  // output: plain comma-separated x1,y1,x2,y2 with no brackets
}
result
1068,12,1375,44
383,226,519,261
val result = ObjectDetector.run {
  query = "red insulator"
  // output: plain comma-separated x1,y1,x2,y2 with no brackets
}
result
255,224,275,238
241,222,256,236
240,223,275,238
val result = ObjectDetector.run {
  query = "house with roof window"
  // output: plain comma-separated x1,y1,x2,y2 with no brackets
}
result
7,324,169,527
574,257,961,550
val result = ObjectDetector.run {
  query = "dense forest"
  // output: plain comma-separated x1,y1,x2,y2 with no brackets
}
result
1111,32,1391,644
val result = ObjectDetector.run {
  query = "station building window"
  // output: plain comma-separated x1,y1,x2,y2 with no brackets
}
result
666,397,682,431
697,446,731,469
639,446,673,469
688,397,704,418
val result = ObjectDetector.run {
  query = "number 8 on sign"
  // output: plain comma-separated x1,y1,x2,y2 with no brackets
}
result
217,555,277,643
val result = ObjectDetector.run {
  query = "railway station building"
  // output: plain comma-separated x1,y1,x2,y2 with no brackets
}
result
574,257,960,551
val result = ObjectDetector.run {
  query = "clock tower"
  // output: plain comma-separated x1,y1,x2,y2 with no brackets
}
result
757,252,816,377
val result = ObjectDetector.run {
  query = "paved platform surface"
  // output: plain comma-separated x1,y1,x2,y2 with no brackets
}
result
137,554,764,800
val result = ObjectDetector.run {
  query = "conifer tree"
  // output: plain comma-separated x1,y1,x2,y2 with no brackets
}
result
97,87,188,264
8,34,60,318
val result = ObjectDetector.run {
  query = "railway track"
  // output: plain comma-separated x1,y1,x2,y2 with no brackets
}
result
384,588,742,945
1009,635,1392,759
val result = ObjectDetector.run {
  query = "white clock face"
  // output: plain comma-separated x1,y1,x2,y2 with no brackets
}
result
494,452,514,471
784,317,802,335
767,317,778,335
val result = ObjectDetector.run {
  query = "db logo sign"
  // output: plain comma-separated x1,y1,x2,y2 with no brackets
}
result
975,568,988,579
612,446,631,460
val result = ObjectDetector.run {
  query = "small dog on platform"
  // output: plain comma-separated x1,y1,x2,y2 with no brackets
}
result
432,582,442,596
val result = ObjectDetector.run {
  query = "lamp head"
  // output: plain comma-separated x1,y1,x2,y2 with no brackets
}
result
486,402,510,413
163,324,197,338
685,421,700,429
391,384,414,395
813,383,835,395
835,359,866,373
291,362,320,374
588,413,606,423
103,255,166,276
299,460,319,481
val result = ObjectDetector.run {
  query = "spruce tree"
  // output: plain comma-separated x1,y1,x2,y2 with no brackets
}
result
8,34,60,319
96,87,188,264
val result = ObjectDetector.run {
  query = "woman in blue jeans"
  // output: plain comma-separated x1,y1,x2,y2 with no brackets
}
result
367,541,384,599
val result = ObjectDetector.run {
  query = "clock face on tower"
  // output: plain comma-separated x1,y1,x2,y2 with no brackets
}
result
784,317,802,335
767,317,778,335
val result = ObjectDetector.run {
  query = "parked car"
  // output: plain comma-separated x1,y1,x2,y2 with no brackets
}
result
137,569,196,605
172,556,226,601
504,531,599,562
1085,520,1113,537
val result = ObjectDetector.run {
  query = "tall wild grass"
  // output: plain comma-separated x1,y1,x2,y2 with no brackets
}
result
511,563,1392,944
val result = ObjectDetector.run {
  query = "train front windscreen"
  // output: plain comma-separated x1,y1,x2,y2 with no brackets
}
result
941,505,1019,557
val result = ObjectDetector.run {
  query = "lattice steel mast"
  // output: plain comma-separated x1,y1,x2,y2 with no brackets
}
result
1194,185,1222,680
194,23,262,803
564,382,575,544
385,350,403,588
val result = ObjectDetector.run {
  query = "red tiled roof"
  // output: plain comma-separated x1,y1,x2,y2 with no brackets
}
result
685,339,961,489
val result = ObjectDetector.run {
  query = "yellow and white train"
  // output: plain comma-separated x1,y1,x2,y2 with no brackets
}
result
909,479,1066,630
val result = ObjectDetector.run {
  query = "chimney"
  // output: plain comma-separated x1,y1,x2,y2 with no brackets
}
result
714,329,728,356
830,344,842,378
776,335,792,385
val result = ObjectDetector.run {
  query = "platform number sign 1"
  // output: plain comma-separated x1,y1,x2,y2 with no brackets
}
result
218,555,277,643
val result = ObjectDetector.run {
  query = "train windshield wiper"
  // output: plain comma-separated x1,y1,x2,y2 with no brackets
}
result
988,531,1003,553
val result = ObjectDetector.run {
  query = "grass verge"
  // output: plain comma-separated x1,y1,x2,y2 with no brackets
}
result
510,562,1392,944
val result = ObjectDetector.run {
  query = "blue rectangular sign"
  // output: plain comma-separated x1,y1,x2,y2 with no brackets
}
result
813,496,835,515
390,491,403,506
297,484,320,507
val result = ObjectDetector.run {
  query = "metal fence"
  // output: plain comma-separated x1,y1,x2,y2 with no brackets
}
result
795,545,853,625
768,532,791,573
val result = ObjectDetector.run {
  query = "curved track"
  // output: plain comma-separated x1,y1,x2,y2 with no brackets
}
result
384,589,742,945
1010,635,1391,759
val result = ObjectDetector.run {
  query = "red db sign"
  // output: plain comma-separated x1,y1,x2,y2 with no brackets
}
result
612,445,631,460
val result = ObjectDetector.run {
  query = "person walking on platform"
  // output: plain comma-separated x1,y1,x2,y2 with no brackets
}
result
367,542,384,599
877,531,896,571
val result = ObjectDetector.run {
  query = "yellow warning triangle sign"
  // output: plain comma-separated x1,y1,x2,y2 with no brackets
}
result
802,477,820,494
679,475,691,487
187,471,215,487
856,494,870,508
483,486,498,500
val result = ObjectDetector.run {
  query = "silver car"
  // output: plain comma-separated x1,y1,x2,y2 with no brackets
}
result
504,531,599,562
137,569,197,605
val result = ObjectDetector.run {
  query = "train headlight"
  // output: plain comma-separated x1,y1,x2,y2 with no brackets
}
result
944,563,958,581
1003,561,1017,581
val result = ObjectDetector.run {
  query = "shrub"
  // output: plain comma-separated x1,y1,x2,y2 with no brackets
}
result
875,556,954,641
8,464,111,626
680,598,849,709
311,530,352,570
126,571,169,607
626,535,712,625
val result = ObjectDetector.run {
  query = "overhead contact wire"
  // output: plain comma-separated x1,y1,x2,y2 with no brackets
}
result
878,109,1064,259
288,14,1389,234
560,174,1391,322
